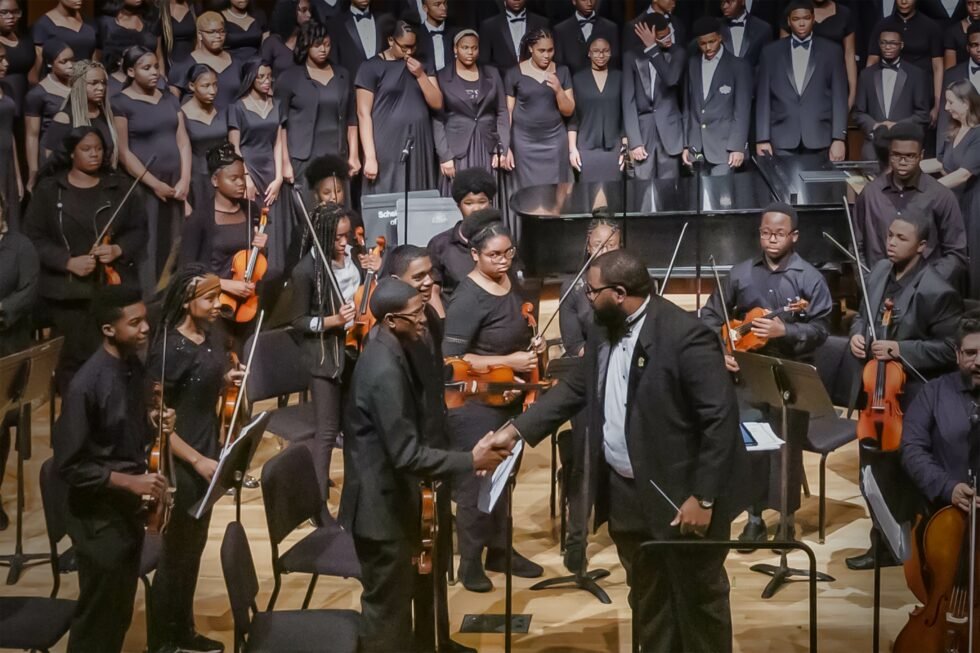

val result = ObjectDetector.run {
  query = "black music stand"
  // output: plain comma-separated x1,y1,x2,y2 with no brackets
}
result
0,338,64,585
733,351,835,598
191,411,269,523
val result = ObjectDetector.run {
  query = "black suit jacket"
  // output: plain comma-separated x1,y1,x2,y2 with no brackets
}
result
339,327,473,541
415,23,456,73
327,11,389,80
513,296,749,540
276,64,356,161
553,14,620,72
623,11,687,54
853,61,932,156
755,36,849,149
433,63,510,163
477,12,549,71
684,51,753,164
623,43,685,156
719,15,774,69
310,0,347,24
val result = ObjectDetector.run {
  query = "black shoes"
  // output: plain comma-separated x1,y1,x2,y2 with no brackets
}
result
459,559,493,593
438,639,477,653
485,548,544,578
845,547,900,571
178,632,225,653
736,520,768,553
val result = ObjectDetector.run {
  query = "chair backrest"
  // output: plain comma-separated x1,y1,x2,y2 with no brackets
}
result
243,328,312,403
260,444,323,546
812,336,852,409
220,521,259,648
39,458,68,597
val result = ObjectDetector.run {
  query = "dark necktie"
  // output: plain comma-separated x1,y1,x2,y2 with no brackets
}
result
353,11,372,21
508,13,526,23
729,19,746,27
578,14,596,26
792,38,811,50
971,64,980,76
429,26,444,35
881,59,900,70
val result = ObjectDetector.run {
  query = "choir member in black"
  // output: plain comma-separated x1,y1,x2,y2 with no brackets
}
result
622,14,684,180
853,20,933,161
701,204,833,547
683,18,752,176
0,43,22,230
755,0,849,161
719,0,774,70
288,203,361,500
279,21,359,211
340,278,506,653
478,0,549,72
220,0,268,63
357,20,442,195
180,65,228,216
0,0,33,113
167,11,243,113
854,122,968,283
426,168,497,312
902,315,980,519
328,0,389,81
98,0,162,67
415,0,454,73
624,0,686,54
490,249,748,653
53,285,169,653
146,267,238,653
434,30,510,193
943,0,980,68
0,193,38,531
444,223,545,592
866,0,945,130
260,0,311,77
568,38,622,183
42,60,118,168
31,0,98,82
114,45,190,296
160,0,196,70
305,153,351,209
938,22,980,150
553,0,620,73
505,29,575,189
24,127,144,396
310,0,344,25
794,0,858,109
25,40,74,192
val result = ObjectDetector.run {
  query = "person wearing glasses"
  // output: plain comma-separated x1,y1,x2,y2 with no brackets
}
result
854,122,968,285
700,203,832,550
167,11,243,112
442,220,545,593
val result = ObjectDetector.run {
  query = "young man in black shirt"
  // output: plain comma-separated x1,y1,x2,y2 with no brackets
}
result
54,286,171,653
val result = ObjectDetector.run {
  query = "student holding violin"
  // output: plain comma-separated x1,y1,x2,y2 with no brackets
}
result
146,264,243,653
845,212,963,571
700,203,832,549
443,220,545,592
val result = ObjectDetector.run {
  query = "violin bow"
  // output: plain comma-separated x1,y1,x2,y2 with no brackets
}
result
708,256,736,355
842,197,879,342
293,189,346,305
220,310,265,459
822,231,870,274
658,222,689,297
91,154,157,250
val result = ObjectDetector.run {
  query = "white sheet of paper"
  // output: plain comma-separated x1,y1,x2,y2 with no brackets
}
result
744,421,785,452
861,464,910,562
478,440,524,514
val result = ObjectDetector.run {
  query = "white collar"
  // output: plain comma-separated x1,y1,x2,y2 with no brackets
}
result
703,49,724,65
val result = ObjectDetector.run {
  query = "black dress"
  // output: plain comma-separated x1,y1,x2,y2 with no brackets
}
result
939,126,980,297
944,21,971,64
224,12,266,63
0,93,19,230
97,14,160,64
355,56,438,195
570,68,623,183
813,3,855,44
24,82,68,138
0,230,38,357
41,113,117,168
168,54,243,112
32,15,98,61
184,110,229,215
166,7,197,68
505,64,574,190
259,33,297,78
0,31,36,113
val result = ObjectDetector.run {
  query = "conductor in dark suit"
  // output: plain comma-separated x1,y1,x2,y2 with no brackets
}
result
719,0,775,69
623,13,686,179
853,18,933,160
478,0,549,71
491,250,749,653
327,0,390,80
683,17,753,175
339,279,507,652
553,0,621,72
755,0,849,161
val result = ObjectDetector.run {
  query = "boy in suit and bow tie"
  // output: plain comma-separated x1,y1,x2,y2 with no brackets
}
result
718,0,774,69
328,0,390,80
553,0,620,72
478,0,549,71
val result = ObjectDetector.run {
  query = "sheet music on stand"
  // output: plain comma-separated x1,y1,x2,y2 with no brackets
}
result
861,463,911,562
192,411,268,520
478,440,523,514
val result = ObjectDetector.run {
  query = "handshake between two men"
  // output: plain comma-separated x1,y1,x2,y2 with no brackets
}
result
469,423,522,476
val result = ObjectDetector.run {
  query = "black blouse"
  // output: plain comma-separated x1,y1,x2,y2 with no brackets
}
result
443,277,531,358
569,67,623,151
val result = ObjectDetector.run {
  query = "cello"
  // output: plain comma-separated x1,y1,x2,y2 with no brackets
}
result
145,326,176,534
220,207,269,323
345,227,386,351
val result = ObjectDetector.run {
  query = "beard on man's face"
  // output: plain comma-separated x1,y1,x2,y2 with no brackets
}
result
593,302,628,340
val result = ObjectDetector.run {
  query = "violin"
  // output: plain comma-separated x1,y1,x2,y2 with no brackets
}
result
90,160,153,288
220,207,269,323
345,227,386,351
220,352,243,447
444,357,552,409
895,478,980,653
856,298,906,452
521,301,550,410
145,327,176,534
98,232,122,286
414,481,438,575
720,299,811,353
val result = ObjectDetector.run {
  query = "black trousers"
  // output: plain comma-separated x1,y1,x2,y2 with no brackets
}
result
149,461,212,648
309,375,343,502
65,493,145,653
607,470,733,653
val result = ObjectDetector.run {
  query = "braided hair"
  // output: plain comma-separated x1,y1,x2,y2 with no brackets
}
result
518,28,552,62
154,262,214,343
66,60,119,166
309,203,347,318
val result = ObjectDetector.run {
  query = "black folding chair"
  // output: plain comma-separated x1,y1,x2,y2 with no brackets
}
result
221,521,359,653
260,445,361,610
243,328,316,445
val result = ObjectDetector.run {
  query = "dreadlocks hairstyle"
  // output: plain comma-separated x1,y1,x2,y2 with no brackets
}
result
308,203,348,337
67,60,119,166
155,263,216,342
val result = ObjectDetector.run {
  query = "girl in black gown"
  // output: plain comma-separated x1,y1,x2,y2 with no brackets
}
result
569,38,623,183
25,40,73,192
0,0,34,112
159,0,196,70
30,0,98,82
147,264,240,653
23,126,145,394
357,19,443,195
167,10,242,112
443,222,544,592
219,0,267,63
97,0,161,65
41,59,118,167
944,0,980,68
181,64,229,216
260,0,312,77
0,43,22,230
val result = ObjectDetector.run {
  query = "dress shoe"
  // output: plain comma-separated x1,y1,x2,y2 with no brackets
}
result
846,547,899,571
486,548,544,578
438,639,477,653
178,632,224,653
736,520,767,553
459,559,493,592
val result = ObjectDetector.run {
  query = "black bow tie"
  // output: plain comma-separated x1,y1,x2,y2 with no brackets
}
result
792,38,811,50
578,14,596,25
729,19,746,27
971,64,980,76
508,13,526,23
353,11,372,21
881,59,900,70
429,26,444,35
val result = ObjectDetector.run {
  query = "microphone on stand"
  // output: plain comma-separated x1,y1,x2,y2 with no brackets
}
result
400,135,415,164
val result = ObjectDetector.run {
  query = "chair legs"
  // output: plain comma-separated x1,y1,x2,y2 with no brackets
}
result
267,570,282,611
301,574,319,610
549,431,558,520
818,453,829,544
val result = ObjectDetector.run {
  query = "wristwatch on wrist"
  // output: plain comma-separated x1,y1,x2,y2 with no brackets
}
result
695,496,715,510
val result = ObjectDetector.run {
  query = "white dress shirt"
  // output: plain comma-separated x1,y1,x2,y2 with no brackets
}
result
702,49,723,100
882,62,898,119
940,0,960,17
307,248,360,331
745,0,754,12
351,7,376,57
970,63,980,94
602,296,650,479
643,44,661,101
427,20,446,71
882,0,895,17
507,10,527,58
577,11,595,41
791,36,812,94
729,12,748,56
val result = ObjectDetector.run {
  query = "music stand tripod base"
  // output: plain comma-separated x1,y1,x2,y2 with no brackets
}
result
750,551,834,600
529,568,612,604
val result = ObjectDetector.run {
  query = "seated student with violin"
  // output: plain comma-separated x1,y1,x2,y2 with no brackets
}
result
146,265,244,653
426,167,498,313
339,278,508,653
443,218,546,592
700,203,833,549
53,286,172,653
846,211,964,570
